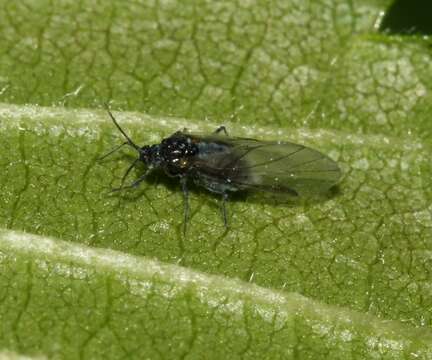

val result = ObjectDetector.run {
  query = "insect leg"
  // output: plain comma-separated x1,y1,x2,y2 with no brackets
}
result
180,177,190,235
118,158,140,186
221,192,229,228
214,126,228,136
110,168,149,193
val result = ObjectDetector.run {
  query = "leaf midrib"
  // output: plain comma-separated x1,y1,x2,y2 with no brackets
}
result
0,103,425,151
1,227,432,347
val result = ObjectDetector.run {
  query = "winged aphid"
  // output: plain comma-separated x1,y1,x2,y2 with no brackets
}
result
100,109,341,233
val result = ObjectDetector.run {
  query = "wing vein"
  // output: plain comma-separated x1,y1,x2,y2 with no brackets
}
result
236,146,306,170
285,154,326,171
226,143,268,169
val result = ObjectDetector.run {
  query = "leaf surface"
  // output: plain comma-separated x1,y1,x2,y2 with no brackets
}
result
0,0,431,358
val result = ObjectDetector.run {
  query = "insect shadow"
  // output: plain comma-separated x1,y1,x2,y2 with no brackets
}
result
99,106,342,234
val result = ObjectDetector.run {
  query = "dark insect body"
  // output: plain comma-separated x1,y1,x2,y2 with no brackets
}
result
101,109,341,234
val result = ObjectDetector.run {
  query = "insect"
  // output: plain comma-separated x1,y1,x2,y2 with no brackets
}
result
101,108,341,233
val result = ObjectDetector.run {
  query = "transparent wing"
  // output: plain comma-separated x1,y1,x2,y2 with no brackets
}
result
189,134,341,197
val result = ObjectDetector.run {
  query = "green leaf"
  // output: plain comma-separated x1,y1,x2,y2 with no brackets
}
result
1,229,432,359
1,0,432,358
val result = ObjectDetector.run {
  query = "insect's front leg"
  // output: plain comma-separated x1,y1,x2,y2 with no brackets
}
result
111,167,150,193
214,126,228,136
221,192,229,228
180,177,190,235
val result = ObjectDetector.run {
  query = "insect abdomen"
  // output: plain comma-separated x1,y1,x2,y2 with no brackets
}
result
193,140,252,193
192,172,240,194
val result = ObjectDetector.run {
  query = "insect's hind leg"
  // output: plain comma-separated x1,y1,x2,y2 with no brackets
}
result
221,192,229,228
214,126,228,136
180,177,190,235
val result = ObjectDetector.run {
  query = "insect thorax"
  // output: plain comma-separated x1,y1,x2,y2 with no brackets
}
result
159,133,198,176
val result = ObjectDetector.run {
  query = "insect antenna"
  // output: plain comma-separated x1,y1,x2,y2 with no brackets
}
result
105,106,141,152
99,103,142,161
98,141,129,161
